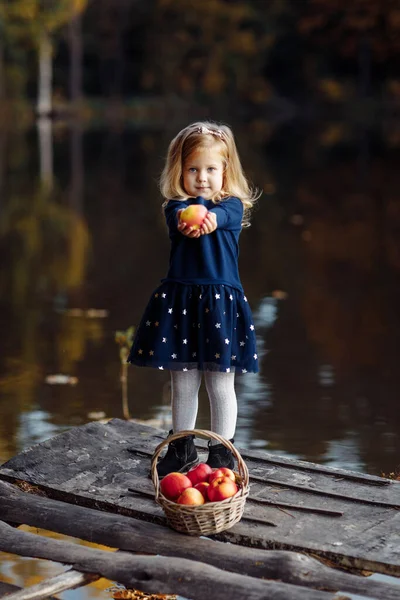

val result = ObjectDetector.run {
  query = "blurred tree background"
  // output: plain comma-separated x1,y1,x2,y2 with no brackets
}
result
0,0,399,120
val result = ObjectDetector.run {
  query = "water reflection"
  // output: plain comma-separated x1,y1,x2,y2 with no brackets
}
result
0,119,399,482
17,409,65,448
236,296,276,449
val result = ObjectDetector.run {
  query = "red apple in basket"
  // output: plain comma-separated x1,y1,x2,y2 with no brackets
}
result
207,476,238,502
208,467,236,485
187,462,213,485
179,205,208,230
194,481,210,500
160,472,192,501
176,487,205,506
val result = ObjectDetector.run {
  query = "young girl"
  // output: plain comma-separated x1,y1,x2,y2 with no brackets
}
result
128,121,259,477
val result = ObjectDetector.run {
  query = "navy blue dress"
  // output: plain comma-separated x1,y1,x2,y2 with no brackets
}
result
127,196,258,373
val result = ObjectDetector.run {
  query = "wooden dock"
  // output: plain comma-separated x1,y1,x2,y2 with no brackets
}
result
0,418,400,600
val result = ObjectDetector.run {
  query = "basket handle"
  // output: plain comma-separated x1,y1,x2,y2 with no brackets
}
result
151,429,249,501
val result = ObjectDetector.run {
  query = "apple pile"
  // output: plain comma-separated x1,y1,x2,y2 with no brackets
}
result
159,463,239,505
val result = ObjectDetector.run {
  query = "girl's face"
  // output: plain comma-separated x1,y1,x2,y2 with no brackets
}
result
182,147,224,199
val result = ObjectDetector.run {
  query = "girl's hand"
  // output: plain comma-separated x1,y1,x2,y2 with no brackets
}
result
200,212,217,235
177,209,201,238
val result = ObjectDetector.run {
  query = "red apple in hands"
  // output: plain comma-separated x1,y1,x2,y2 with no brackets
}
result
180,205,208,230
176,487,205,505
160,472,192,501
187,462,213,485
207,476,238,502
194,481,210,500
208,467,236,485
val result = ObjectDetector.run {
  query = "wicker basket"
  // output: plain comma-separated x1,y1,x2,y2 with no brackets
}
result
151,429,249,536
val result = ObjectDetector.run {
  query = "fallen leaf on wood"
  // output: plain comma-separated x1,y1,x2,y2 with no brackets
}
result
110,588,177,600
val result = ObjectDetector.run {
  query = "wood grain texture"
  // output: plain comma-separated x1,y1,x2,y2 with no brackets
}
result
1,570,99,600
0,520,355,600
1,419,399,581
1,481,399,599
0,583,24,598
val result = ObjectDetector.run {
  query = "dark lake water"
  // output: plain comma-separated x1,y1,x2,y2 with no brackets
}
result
0,115,399,592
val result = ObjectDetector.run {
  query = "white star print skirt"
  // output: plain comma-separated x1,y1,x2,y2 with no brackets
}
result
127,282,258,373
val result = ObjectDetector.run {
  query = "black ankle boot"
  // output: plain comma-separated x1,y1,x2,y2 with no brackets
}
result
206,439,235,470
156,430,198,479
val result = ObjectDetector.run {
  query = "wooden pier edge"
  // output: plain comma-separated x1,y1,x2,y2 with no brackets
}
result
0,480,399,600
0,419,400,600
0,517,386,600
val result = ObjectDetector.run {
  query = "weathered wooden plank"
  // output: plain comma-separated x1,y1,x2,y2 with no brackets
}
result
127,481,344,517
123,423,399,497
2,570,99,600
0,520,357,600
248,494,343,516
1,481,399,600
0,583,24,598
248,474,400,509
4,419,397,503
125,423,391,487
0,582,59,600
1,419,400,577
126,439,400,507
240,449,393,486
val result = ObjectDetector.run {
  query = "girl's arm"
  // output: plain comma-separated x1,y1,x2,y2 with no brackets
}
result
204,197,244,232
164,200,186,233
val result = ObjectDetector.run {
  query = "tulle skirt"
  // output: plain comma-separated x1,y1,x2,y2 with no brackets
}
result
127,281,258,373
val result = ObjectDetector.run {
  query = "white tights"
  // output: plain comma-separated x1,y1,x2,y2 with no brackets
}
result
170,369,237,442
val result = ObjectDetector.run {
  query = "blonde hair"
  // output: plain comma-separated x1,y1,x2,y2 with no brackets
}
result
160,121,260,226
